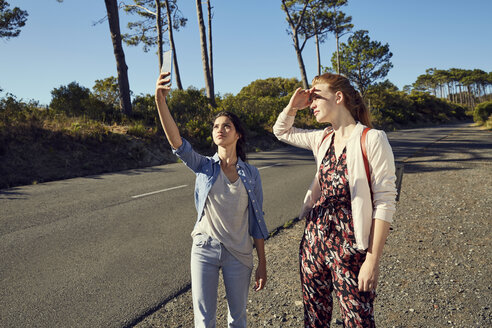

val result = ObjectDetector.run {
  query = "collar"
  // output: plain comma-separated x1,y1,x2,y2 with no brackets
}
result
211,153,247,169
348,122,366,141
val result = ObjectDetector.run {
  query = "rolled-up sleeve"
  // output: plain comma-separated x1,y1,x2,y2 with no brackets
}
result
172,138,207,173
368,130,397,222
273,111,320,151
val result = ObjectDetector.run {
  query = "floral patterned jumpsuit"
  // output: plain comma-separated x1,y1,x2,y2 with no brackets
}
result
300,136,376,327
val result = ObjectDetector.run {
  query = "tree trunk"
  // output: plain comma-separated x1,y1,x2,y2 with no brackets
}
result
104,0,132,115
207,0,214,93
195,0,215,105
468,86,472,108
281,0,309,89
467,85,474,108
155,0,163,71
334,6,340,75
459,84,463,104
315,31,321,76
164,0,183,89
291,28,308,88
295,42,309,89
336,32,340,74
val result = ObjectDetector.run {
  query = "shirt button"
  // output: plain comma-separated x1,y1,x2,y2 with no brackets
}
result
252,200,255,203
248,190,252,193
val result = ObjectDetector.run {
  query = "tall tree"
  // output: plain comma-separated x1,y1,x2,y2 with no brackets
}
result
0,0,28,40
282,0,334,88
123,0,186,89
195,0,215,105
281,0,312,89
328,0,353,74
333,30,393,97
305,2,335,76
57,0,132,114
164,0,183,89
104,0,132,115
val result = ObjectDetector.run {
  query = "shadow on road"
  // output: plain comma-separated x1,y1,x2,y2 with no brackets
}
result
0,189,26,200
402,128,491,174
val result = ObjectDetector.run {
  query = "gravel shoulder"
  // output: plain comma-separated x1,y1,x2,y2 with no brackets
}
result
133,125,491,328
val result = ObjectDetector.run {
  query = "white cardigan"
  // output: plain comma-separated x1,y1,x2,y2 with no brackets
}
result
273,111,397,250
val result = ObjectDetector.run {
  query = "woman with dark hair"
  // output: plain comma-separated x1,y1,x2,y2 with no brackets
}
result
273,73,397,327
155,72,268,328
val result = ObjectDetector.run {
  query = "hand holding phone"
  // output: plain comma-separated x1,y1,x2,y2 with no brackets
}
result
160,50,173,86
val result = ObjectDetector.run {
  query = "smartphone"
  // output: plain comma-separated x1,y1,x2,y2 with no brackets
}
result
160,50,173,85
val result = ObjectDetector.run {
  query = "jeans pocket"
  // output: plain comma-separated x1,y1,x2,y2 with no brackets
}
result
193,233,209,247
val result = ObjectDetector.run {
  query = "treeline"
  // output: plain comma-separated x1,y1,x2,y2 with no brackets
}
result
1,75,471,147
413,68,492,108
366,80,468,130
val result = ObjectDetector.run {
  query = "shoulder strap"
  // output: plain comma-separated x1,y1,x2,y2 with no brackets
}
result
318,130,333,151
361,127,373,201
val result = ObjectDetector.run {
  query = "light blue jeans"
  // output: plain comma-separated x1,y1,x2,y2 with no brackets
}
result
190,233,252,328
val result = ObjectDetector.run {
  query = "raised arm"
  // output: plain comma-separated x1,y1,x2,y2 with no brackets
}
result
155,72,182,149
273,87,324,151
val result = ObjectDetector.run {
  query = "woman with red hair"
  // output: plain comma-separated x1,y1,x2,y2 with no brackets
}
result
273,73,397,327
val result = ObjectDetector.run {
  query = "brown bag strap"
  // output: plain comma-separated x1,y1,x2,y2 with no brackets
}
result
318,130,333,151
361,127,373,201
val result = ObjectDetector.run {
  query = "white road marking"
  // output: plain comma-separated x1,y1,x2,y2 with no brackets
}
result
258,163,282,170
131,184,188,199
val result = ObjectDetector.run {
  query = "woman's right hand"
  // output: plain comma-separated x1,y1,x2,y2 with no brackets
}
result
154,72,182,149
155,72,171,103
285,87,315,115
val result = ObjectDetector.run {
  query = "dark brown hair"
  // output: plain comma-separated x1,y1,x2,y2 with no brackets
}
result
213,111,247,161
312,73,372,128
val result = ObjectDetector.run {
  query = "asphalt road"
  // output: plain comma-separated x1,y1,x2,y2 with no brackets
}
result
0,123,470,328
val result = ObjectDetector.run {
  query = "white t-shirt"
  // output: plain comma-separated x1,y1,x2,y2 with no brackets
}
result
192,168,253,268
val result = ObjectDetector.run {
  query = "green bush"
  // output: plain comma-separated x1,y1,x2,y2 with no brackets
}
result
92,76,120,108
49,82,124,124
473,101,492,123
166,87,214,143
0,94,48,127
82,96,122,124
365,82,469,130
50,82,91,115
132,94,159,126
238,77,301,98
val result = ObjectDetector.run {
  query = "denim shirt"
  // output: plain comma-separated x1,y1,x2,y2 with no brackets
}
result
173,138,269,240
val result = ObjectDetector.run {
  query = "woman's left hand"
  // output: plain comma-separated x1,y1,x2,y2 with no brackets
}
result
254,261,267,291
358,256,380,292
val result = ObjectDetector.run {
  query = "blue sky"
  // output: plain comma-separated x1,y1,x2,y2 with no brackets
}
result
1,0,491,105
